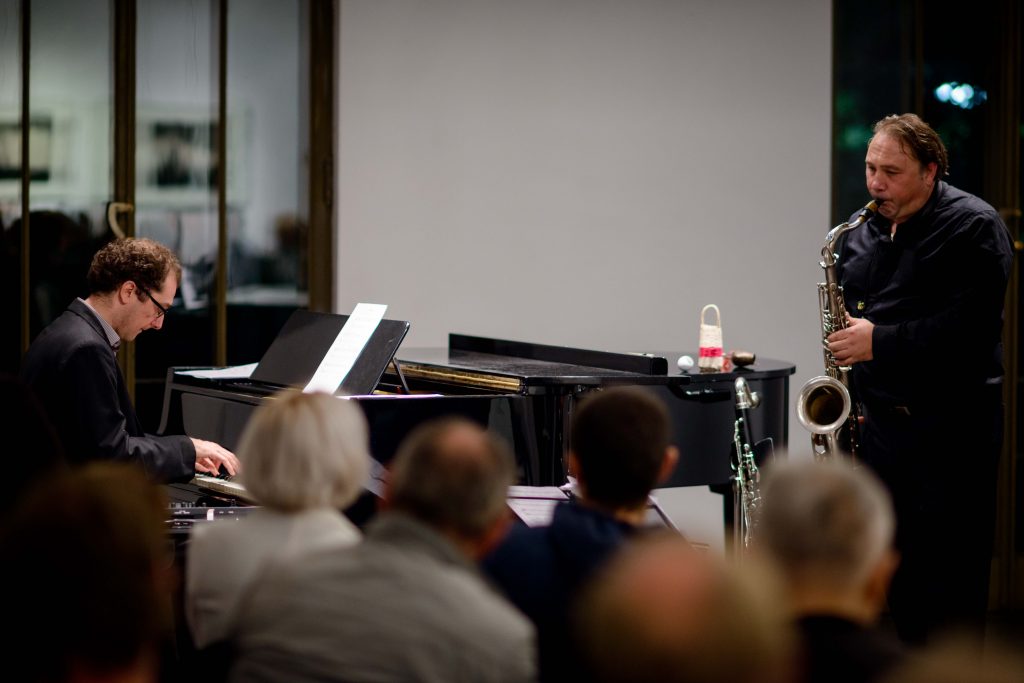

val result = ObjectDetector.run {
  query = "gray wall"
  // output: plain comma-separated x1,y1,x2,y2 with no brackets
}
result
336,0,834,452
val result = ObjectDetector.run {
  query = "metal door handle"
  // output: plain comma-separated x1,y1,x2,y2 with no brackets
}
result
106,201,133,239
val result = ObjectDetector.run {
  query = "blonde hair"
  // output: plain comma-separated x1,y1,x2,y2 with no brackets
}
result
238,391,370,512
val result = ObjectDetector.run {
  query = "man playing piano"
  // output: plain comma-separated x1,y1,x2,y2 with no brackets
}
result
21,237,238,482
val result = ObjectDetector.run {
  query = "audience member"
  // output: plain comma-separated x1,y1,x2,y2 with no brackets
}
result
228,418,535,683
757,459,905,683
0,373,66,516
186,391,370,649
484,387,678,680
575,533,794,683
0,463,170,683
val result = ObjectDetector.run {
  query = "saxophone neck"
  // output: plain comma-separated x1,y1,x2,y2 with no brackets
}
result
823,199,881,261
734,377,759,411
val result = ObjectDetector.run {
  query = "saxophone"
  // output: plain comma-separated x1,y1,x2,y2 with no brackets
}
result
732,376,762,552
796,199,880,460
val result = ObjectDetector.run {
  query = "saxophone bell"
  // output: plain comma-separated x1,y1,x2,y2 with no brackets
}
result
796,375,851,434
796,375,852,460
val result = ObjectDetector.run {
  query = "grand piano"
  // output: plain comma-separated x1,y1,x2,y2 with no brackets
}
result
160,312,698,501
158,310,795,506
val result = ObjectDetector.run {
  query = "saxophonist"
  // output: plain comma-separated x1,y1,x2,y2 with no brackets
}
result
826,114,1012,646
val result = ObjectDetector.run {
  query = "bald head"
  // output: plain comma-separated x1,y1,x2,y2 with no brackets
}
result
388,418,515,539
576,535,793,683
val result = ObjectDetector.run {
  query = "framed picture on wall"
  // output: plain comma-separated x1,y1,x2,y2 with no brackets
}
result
136,110,248,205
0,106,101,204
0,116,53,182
146,121,216,190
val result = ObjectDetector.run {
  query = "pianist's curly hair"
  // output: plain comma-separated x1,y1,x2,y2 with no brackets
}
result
87,237,183,295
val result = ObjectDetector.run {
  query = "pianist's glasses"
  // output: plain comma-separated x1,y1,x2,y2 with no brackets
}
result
137,284,170,319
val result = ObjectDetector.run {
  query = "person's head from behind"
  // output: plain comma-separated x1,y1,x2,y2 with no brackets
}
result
387,418,515,558
756,459,897,623
575,534,794,683
570,388,678,513
86,237,182,340
0,463,169,683
238,391,371,512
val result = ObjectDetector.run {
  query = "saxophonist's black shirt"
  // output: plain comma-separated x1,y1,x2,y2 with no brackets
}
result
836,180,1013,410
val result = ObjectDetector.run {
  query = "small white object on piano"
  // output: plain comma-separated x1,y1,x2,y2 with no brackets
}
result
178,363,258,380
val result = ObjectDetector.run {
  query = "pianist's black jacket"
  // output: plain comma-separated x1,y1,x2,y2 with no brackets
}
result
20,299,196,482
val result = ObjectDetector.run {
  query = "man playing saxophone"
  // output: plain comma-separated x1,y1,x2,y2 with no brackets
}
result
826,114,1012,646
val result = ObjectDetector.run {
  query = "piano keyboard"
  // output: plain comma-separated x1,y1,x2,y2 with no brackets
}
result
190,474,258,503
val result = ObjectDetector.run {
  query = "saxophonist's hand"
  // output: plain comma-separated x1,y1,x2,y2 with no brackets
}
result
828,314,874,365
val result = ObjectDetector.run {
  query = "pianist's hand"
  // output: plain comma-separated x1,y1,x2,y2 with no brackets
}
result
191,438,240,477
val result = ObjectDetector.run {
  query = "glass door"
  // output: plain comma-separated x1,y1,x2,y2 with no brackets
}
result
1,0,115,374
133,0,314,426
4,0,334,428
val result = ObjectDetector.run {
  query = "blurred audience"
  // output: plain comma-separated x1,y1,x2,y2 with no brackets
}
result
484,387,678,680
575,533,794,683
0,463,169,683
227,418,535,683
756,459,905,683
880,637,1024,683
186,391,370,649
0,373,66,517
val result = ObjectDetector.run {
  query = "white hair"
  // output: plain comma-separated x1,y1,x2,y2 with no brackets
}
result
757,459,895,589
237,391,370,512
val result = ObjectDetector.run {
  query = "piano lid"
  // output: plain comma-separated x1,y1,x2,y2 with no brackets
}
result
394,335,689,392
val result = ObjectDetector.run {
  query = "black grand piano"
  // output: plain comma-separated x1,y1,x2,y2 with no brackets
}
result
159,310,795,506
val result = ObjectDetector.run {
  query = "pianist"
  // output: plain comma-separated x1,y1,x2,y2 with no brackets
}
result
20,237,238,482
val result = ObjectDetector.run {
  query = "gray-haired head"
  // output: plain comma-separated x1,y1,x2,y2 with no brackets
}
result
757,459,895,590
387,418,515,538
238,391,371,512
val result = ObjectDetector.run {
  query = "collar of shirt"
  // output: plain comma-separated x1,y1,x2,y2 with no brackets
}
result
77,297,121,352
868,181,945,243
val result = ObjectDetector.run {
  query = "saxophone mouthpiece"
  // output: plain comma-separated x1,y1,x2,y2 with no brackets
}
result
853,199,883,224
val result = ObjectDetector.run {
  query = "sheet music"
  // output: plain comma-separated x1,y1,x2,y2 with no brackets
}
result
363,457,389,498
304,303,387,394
506,486,570,527
507,498,563,527
507,486,569,499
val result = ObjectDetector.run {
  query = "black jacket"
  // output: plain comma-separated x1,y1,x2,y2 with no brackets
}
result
20,299,196,482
